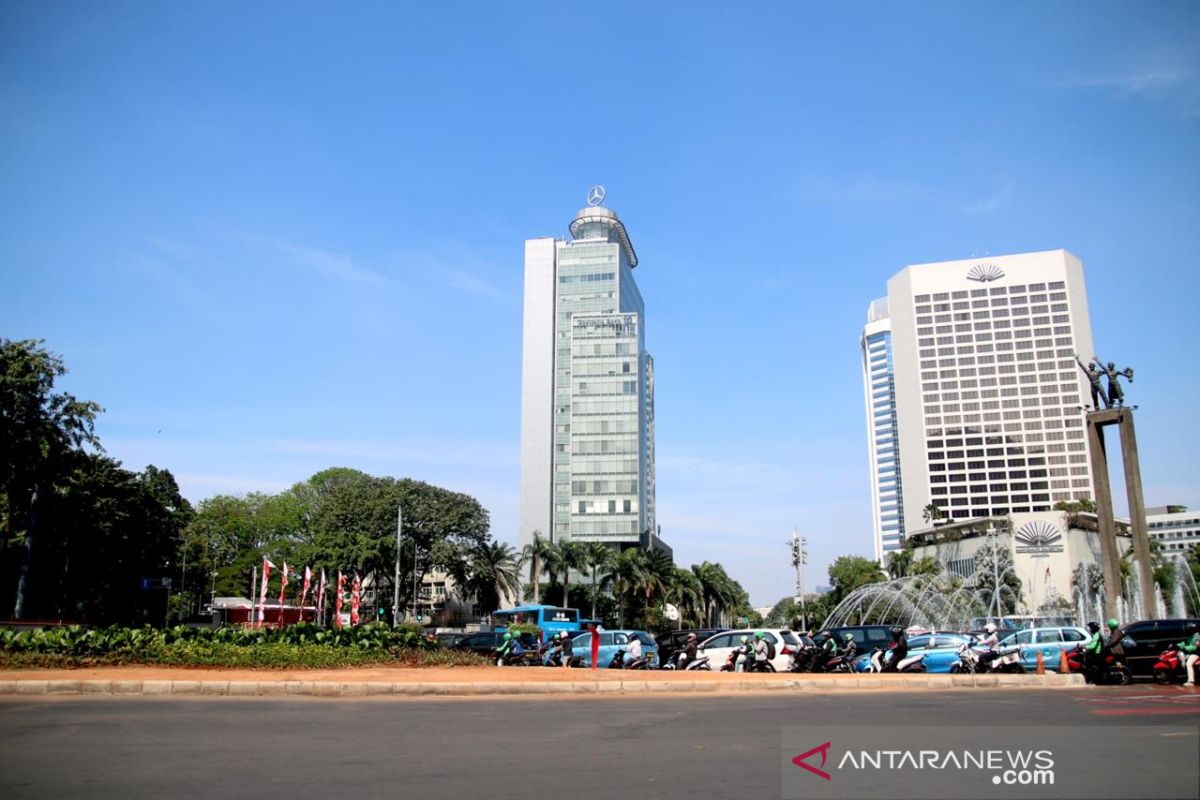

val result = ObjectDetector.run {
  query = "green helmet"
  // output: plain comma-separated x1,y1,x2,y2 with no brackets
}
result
502,632,512,641
1106,618,1119,630
754,631,765,640
740,636,750,645
844,633,855,642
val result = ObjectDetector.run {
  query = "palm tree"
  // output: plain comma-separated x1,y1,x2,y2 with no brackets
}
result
544,539,587,609
692,561,736,627
462,541,521,619
582,542,615,621
666,567,703,628
520,531,552,604
634,548,672,612
610,548,644,628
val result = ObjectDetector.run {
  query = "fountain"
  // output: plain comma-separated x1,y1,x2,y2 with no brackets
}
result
820,569,1022,632
1172,555,1200,617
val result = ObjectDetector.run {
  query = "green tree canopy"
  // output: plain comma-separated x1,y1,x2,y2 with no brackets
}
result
828,555,886,603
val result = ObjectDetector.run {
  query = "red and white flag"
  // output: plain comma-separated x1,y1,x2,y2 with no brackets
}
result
316,568,327,624
350,573,361,626
277,563,290,626
335,571,345,629
258,558,275,628
300,566,312,621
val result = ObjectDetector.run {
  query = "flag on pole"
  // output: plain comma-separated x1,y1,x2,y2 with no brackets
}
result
350,573,361,626
277,563,290,626
335,572,345,629
258,558,275,628
300,566,312,621
317,568,327,625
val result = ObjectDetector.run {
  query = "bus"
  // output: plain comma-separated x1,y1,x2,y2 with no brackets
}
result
492,605,583,639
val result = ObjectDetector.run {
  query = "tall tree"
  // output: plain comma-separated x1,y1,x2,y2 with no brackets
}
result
521,531,551,604
544,539,586,608
1,339,103,618
828,555,886,603
457,541,521,619
582,542,615,621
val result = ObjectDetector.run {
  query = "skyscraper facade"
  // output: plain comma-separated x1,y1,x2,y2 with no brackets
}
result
519,190,663,559
861,298,905,561
864,250,1098,555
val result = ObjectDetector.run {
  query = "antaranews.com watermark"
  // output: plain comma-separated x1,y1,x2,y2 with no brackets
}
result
781,725,1198,799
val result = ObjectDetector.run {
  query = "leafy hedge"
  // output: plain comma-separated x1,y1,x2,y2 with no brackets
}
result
0,623,489,669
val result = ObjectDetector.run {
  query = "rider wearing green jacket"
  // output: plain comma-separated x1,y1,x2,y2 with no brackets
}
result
1180,623,1199,687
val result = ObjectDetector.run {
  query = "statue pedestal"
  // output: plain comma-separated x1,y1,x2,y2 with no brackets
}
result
1085,407,1154,621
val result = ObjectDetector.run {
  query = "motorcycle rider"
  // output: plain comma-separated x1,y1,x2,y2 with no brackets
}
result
1103,618,1124,666
752,631,770,670
495,632,513,666
735,635,753,672
882,627,908,673
1082,621,1104,678
625,632,644,668
558,630,574,669
842,633,858,663
677,632,699,670
812,630,838,672
976,623,1000,670
1179,623,1199,687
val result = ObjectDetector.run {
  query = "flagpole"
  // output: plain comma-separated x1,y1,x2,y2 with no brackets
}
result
393,505,402,628
249,566,257,628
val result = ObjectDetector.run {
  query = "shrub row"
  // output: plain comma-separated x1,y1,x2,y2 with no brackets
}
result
0,623,490,669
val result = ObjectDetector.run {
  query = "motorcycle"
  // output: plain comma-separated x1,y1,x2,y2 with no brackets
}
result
810,650,855,673
950,642,1026,674
661,651,710,671
1152,646,1192,685
607,648,651,670
544,645,584,668
1065,644,1132,685
721,645,752,672
876,648,926,673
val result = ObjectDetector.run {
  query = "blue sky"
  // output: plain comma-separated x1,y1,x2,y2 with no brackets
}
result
2,2,1198,606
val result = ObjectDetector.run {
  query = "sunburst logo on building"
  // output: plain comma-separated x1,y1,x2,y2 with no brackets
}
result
1015,520,1064,554
966,263,1005,282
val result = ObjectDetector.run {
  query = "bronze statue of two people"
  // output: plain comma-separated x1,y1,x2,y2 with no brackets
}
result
1076,354,1133,410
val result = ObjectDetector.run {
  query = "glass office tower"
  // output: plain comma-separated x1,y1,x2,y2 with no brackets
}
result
519,195,665,561
861,298,905,561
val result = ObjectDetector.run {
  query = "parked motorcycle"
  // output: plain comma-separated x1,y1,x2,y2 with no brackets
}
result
1153,646,1191,685
607,648,651,670
1065,644,1132,685
950,642,1026,674
662,651,711,671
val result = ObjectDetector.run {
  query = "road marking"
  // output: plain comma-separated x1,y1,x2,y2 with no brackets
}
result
1091,708,1200,717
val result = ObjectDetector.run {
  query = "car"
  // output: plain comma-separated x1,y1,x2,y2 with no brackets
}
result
435,632,466,647
696,629,801,672
852,631,974,673
561,629,658,668
1117,619,1200,677
656,628,725,664
452,630,540,658
998,626,1089,672
823,625,896,655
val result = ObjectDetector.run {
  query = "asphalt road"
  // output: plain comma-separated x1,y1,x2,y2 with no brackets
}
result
1,686,1198,799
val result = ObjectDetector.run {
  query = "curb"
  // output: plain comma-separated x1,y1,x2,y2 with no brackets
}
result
0,673,1086,698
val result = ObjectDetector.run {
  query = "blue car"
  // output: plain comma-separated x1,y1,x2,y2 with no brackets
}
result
998,626,1090,672
853,631,975,673
551,630,658,668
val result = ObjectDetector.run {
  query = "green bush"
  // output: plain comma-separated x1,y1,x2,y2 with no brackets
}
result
0,622,480,669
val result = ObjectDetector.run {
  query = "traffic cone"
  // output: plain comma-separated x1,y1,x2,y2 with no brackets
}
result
1059,650,1069,673
1036,650,1045,675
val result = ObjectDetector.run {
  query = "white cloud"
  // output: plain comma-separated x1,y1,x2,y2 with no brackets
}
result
963,178,1016,215
277,242,391,284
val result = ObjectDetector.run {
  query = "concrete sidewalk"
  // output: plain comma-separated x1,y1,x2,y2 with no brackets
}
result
0,667,1086,697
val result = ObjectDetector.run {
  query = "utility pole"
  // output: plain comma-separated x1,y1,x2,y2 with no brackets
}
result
392,505,402,628
988,526,1002,619
790,529,808,631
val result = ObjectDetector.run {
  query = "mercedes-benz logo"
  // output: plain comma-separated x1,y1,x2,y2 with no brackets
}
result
587,185,606,206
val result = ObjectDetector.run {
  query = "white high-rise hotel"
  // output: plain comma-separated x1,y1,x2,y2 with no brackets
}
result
519,189,664,558
862,250,1098,560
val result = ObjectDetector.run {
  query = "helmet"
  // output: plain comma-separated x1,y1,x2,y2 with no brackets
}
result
686,632,697,641
984,623,996,634
1107,618,1119,630
1186,623,1198,633
820,631,831,639
740,636,750,645
754,631,765,640
844,633,855,642
502,632,512,641
891,627,903,639
559,631,568,640
1087,621,1100,633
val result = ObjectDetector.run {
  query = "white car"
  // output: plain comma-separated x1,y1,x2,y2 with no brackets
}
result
696,628,802,672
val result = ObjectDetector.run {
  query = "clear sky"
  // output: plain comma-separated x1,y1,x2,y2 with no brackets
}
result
2,2,1198,606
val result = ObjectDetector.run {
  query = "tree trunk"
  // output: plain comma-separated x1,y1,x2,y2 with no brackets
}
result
13,483,38,620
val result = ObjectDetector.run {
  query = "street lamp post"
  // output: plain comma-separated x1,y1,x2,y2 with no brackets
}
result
790,529,808,632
